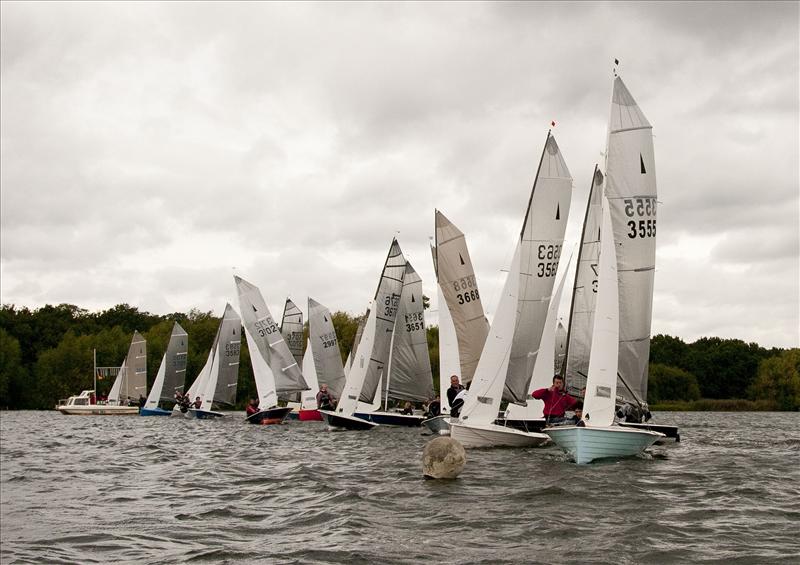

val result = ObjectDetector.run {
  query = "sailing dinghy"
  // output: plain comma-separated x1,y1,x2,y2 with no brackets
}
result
319,238,406,431
545,189,664,463
450,132,572,448
353,261,434,427
180,304,241,419
298,298,347,421
423,210,490,435
236,276,310,424
140,322,188,416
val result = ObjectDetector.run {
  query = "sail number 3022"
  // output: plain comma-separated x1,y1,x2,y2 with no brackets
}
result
623,198,656,239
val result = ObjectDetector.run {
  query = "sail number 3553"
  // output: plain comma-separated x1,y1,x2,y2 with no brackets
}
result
623,198,656,239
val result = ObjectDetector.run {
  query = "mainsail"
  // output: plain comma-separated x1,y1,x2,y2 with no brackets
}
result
280,298,305,368
385,262,434,403
604,76,656,405
563,166,604,396
434,210,489,385
503,133,573,404
108,331,147,405
143,322,188,410
235,277,309,410
307,297,347,401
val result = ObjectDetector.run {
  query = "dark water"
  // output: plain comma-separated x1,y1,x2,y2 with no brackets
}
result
1,411,798,564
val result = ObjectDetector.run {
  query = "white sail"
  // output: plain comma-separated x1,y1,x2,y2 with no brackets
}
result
504,133,572,404
457,242,522,426
605,76,656,405
554,320,567,375
280,298,305,368
564,167,604,395
235,276,309,396
300,345,319,410
107,360,125,406
582,195,620,427
198,304,241,410
343,315,366,376
436,283,460,414
334,303,378,416
434,210,489,385
505,252,572,420
386,262,434,403
307,297,347,400
181,347,213,409
358,239,406,403
144,322,188,409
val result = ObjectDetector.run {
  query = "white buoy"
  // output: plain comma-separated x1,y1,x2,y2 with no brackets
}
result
422,436,466,479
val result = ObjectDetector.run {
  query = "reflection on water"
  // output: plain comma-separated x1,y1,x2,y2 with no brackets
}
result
1,411,798,563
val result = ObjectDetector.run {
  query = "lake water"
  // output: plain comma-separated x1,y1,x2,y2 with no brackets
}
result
1,411,798,564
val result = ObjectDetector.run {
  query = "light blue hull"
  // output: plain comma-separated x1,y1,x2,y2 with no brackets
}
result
139,407,172,417
544,425,664,464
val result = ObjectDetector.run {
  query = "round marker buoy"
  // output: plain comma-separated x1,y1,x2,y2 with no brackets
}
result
422,436,466,479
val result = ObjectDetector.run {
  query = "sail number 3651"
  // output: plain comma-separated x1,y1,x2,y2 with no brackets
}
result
623,198,657,239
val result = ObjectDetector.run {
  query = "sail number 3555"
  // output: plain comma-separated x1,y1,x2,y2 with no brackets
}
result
623,198,657,239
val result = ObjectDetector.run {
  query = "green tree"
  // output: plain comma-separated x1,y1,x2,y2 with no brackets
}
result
650,334,688,367
0,329,26,408
648,363,701,403
748,349,800,410
426,325,440,394
685,337,767,398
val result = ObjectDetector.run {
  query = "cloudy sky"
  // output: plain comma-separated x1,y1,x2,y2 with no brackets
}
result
1,2,798,349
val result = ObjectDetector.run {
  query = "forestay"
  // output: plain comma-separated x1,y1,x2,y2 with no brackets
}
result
563,167,604,396
358,239,406,403
605,76,656,405
235,277,309,408
386,262,434,403
434,210,489,386
582,195,620,427
504,133,572,404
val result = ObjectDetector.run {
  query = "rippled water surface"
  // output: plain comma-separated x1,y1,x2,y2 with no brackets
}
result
1,411,798,564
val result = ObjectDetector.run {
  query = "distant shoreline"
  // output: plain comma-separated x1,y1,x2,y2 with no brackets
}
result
650,399,791,411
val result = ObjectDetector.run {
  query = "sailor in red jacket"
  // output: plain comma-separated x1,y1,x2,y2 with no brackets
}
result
531,375,578,423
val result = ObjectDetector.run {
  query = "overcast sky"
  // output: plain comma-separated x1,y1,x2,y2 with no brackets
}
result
1,2,798,349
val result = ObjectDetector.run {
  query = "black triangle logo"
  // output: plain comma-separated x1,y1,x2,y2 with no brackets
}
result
640,154,646,174
252,305,257,312
556,203,561,220
411,294,416,303
459,253,465,265
233,328,237,335
324,316,328,322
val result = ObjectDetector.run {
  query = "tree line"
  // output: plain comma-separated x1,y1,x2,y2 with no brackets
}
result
0,304,797,410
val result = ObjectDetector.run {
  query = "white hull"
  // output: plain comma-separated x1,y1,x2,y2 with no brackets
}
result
449,422,549,448
544,425,664,464
422,414,452,435
57,404,139,416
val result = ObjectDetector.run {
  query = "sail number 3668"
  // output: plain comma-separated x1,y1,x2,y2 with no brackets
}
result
453,275,480,304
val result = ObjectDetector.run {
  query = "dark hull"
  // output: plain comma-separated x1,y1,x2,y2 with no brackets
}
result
188,409,225,419
353,411,423,427
319,410,378,431
245,407,293,425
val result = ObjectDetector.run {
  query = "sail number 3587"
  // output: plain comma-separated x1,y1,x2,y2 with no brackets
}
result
537,244,561,278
